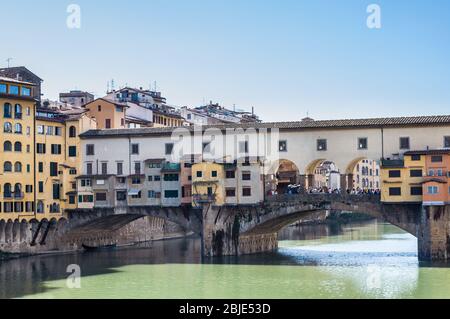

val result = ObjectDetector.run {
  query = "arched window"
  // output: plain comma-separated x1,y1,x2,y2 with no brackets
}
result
14,123,22,134
3,161,12,172
14,183,22,197
37,201,44,214
14,162,22,172
69,126,77,138
3,141,12,152
14,142,22,152
4,122,12,133
4,183,12,198
3,103,12,118
14,104,22,119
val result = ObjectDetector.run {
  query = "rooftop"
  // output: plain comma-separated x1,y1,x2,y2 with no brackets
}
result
79,114,450,139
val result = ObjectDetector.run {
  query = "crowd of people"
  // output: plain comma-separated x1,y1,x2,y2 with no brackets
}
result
267,185,381,196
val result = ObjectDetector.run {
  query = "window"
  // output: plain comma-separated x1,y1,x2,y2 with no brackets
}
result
14,104,22,119
400,137,410,150
14,123,22,134
0,83,6,94
116,191,127,201
389,187,402,196
105,119,111,128
148,190,157,198
165,143,174,155
148,176,153,182
226,170,235,179
26,107,30,116
26,185,33,193
21,87,31,96
154,175,161,182
37,143,46,154
50,162,58,176
164,190,179,198
411,187,423,196
3,122,12,133
26,164,31,173
69,126,76,138
86,163,93,175
14,202,23,213
317,139,327,151
12,141,21,152
226,188,236,197
389,170,401,178
196,171,203,178
14,162,22,172
242,187,252,197
203,142,211,154
211,171,218,178
131,191,142,199
69,196,76,205
3,141,12,151
86,144,95,156
38,162,44,173
445,136,450,148
46,126,53,135
427,186,439,194
96,193,107,201
411,154,421,161
69,169,77,175
3,183,12,198
78,195,94,203
101,162,108,175
279,140,287,152
51,144,62,155
26,202,34,212
117,162,123,175
3,103,12,118
410,170,423,177
38,182,44,193
131,144,139,155
36,201,44,213
26,144,30,152
4,202,13,213
53,183,60,200
80,179,91,187
98,105,102,112
431,156,443,163
37,125,44,134
134,162,141,174
164,173,179,181
9,85,19,95
358,138,368,150
69,146,77,157
437,169,443,176
55,127,62,136
3,162,12,172
242,172,251,181
132,177,141,184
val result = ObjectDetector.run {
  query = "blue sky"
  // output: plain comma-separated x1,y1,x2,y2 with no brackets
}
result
2,0,450,121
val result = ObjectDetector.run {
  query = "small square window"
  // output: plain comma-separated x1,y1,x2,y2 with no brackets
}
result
317,139,327,151
400,137,410,150
279,140,287,152
358,138,368,150
196,171,203,178
211,171,218,178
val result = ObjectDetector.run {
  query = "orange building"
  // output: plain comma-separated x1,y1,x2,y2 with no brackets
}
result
84,98,127,129
421,150,450,206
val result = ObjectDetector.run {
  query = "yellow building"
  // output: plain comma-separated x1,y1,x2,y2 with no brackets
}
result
1,77,37,220
191,162,225,207
35,107,97,217
152,109,185,127
380,153,426,203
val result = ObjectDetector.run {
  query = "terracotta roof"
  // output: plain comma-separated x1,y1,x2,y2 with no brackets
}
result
79,114,450,139
405,149,450,156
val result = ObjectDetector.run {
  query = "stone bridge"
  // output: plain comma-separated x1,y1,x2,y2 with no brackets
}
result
1,194,449,261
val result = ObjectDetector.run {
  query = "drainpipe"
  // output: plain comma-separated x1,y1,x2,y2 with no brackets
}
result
381,127,385,160
33,102,37,219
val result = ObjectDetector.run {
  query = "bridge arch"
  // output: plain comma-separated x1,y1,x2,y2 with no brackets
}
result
345,157,381,191
268,159,300,194
305,159,341,190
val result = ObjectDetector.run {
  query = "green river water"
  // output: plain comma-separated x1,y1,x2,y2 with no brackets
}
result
1,220,450,299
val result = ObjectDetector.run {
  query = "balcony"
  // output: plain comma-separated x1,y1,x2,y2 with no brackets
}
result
193,194,216,203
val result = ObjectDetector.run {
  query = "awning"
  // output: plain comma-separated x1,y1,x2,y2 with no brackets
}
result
128,189,141,196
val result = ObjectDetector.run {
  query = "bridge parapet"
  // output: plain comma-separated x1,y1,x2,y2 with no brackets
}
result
265,193,381,205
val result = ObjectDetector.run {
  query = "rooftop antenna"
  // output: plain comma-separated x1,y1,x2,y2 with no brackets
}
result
154,81,157,92
111,79,115,91
6,58,13,68
107,81,110,93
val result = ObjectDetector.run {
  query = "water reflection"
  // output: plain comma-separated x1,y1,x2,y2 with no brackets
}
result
1,220,450,299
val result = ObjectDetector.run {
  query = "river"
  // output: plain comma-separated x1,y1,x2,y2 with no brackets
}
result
1,219,450,299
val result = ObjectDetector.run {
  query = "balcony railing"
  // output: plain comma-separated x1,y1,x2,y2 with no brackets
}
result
193,194,216,203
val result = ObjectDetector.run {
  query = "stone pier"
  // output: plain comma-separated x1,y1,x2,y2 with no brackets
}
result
418,205,450,261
